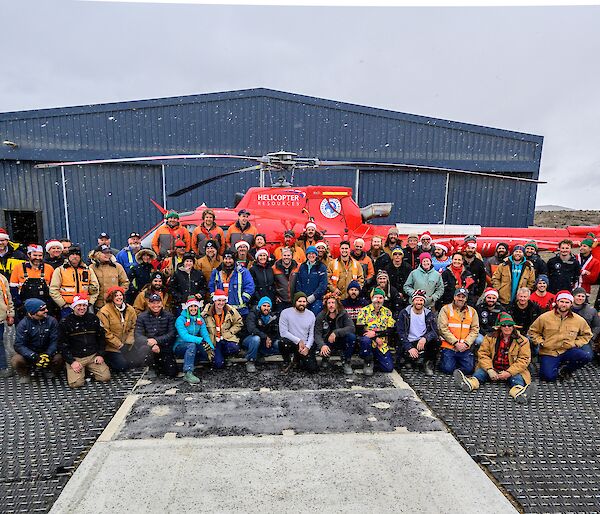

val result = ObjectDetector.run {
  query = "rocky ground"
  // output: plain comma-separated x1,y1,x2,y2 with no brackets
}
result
534,210,600,229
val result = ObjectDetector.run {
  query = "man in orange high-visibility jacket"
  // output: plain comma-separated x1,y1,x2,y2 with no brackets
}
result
152,211,191,259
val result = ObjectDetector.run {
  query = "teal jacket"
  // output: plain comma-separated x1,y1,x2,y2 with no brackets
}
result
174,309,213,350
403,265,444,308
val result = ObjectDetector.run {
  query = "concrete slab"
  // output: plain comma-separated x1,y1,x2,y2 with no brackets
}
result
51,433,517,514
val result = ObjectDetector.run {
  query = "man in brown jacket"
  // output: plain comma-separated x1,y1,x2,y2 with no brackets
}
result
90,245,129,311
529,290,593,382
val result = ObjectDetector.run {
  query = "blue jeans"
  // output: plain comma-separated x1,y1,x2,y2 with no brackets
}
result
241,335,280,362
323,333,357,362
472,368,526,387
0,323,6,370
358,336,393,372
474,334,484,346
539,344,593,382
439,348,474,375
214,340,240,369
174,342,210,373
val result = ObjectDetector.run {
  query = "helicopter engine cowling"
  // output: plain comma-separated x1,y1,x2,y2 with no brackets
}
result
360,203,393,222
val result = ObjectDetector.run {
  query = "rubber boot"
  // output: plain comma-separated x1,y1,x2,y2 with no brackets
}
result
453,369,479,392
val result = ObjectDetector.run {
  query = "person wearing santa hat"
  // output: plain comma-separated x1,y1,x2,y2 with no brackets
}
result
431,243,452,273
315,241,331,268
249,248,275,306
529,290,593,382
418,232,434,253
44,240,65,269
0,228,26,281
234,240,253,268
225,209,257,251
475,287,503,348
10,244,55,322
295,221,324,258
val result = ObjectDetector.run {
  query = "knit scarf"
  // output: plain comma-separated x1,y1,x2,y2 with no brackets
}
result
509,257,524,302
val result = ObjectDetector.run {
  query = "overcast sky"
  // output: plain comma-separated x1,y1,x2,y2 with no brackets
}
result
2,1,599,209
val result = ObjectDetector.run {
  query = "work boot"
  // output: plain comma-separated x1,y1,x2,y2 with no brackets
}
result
0,368,15,378
18,375,31,384
510,383,537,404
343,360,354,376
423,361,434,377
183,371,200,385
453,369,479,392
281,357,295,374
558,367,575,382
320,357,330,370
363,360,374,376
245,361,257,373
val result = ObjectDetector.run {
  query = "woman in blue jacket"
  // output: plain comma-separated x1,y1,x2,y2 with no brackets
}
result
294,246,328,315
173,296,213,384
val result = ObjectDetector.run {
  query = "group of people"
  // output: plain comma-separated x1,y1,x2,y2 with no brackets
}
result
0,211,598,401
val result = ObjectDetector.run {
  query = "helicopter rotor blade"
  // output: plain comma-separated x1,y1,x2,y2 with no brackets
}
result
168,164,262,197
316,160,546,184
34,153,264,169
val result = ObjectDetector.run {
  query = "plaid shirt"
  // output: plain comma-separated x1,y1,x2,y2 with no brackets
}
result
492,335,511,371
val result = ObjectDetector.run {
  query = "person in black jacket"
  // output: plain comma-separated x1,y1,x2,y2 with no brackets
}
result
382,248,411,307
249,249,275,306
396,290,439,375
437,253,476,310
134,293,177,377
475,287,503,348
127,248,157,304
168,252,207,315
509,288,541,335
58,294,110,388
462,243,486,301
242,296,281,373
370,270,402,317
524,241,547,278
547,240,581,293
314,293,357,375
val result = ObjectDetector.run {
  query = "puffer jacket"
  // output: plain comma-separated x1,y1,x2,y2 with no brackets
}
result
528,309,593,356
403,265,444,308
134,309,176,350
477,331,531,384
201,304,244,343
97,302,137,352
249,262,275,305
14,315,59,359
174,309,212,350
491,257,536,305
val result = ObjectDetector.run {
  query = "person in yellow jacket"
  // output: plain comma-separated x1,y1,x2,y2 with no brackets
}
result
89,245,129,311
50,246,99,317
0,228,26,280
491,245,536,306
327,241,364,300
528,290,593,382
437,287,479,375
453,312,536,403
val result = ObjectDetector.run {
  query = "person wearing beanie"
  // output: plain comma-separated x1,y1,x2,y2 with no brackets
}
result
437,287,480,375
249,249,276,306
529,290,593,381
243,296,282,373
97,286,139,372
0,228,26,281
403,252,444,310
191,209,225,257
351,239,375,290
571,288,600,348
546,239,581,294
195,240,223,284
151,210,191,259
50,247,100,318
58,294,111,388
529,274,555,312
127,248,158,304
294,246,328,315
225,209,257,251
461,241,487,301
173,295,213,384
272,247,300,312
484,242,510,281
383,227,400,259
274,230,305,264
133,271,173,315
168,252,208,316
278,292,317,373
575,235,600,295
44,240,65,269
12,298,63,383
295,222,324,258
437,253,476,310
381,247,412,309
523,241,547,279
475,287,503,349
491,245,536,307
396,289,439,376
341,280,369,325
356,288,396,375
328,241,365,301
403,233,422,271
453,312,536,404
160,240,187,277
0,273,15,378
209,251,255,318
432,243,452,273
370,271,401,318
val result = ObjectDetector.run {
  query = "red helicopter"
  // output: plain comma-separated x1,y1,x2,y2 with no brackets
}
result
36,151,600,259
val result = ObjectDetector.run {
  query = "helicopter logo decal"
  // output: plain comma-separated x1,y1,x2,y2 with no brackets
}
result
320,198,341,218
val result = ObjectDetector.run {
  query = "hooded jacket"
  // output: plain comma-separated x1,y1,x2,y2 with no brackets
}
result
403,265,444,308
174,308,212,349
396,305,439,353
90,256,130,309
209,264,255,316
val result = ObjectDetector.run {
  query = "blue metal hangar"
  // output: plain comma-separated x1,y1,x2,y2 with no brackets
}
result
0,88,543,251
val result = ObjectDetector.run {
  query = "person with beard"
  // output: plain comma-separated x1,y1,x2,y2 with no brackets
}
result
169,252,208,315
0,228,26,281
295,246,328,315
127,248,158,304
160,240,187,277
327,241,364,300
272,247,299,312
225,209,257,251
383,227,400,259
116,232,143,276
274,230,305,264
234,240,253,268
529,275,555,312
133,271,173,314
195,240,223,284
97,233,119,257
44,240,65,269
243,296,281,373
475,287,503,347
403,253,444,310
418,232,434,253
341,281,369,326
462,241,487,301
209,250,255,318
403,233,422,270
547,240,581,294
437,253,476,310
371,270,401,318
279,292,317,373
295,222,324,258
59,239,72,259
314,293,357,375
315,241,331,268
152,211,191,259
382,247,411,308
524,241,548,278
249,234,270,262
249,248,276,305
0,273,15,378
431,243,452,273
50,246,100,318
492,245,536,308
484,242,509,282
368,236,385,264
575,236,600,295
351,239,375,291
90,245,130,311
191,209,225,257
529,290,593,382
10,244,55,321
571,288,600,348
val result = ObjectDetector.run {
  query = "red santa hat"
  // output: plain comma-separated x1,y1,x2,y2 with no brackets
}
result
235,240,250,250
555,290,574,303
71,293,89,308
212,289,228,302
0,228,9,241
184,295,203,310
45,239,64,252
435,243,448,253
315,241,328,249
255,248,270,259
305,222,317,230
420,231,432,240
483,287,499,300
27,244,44,254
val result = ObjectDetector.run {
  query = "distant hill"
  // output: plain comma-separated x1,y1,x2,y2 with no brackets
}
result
535,205,576,212
534,210,600,229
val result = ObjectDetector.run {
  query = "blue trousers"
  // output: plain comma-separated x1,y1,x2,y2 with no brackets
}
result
539,345,593,382
308,300,323,316
0,323,6,370
214,340,240,369
357,336,393,373
174,342,210,372
472,368,526,387
241,335,280,361
321,333,357,361
439,348,474,375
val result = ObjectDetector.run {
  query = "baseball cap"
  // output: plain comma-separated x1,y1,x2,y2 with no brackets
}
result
98,232,110,239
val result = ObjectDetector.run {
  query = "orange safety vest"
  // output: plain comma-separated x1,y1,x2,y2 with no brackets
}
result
59,265,93,304
441,304,476,350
